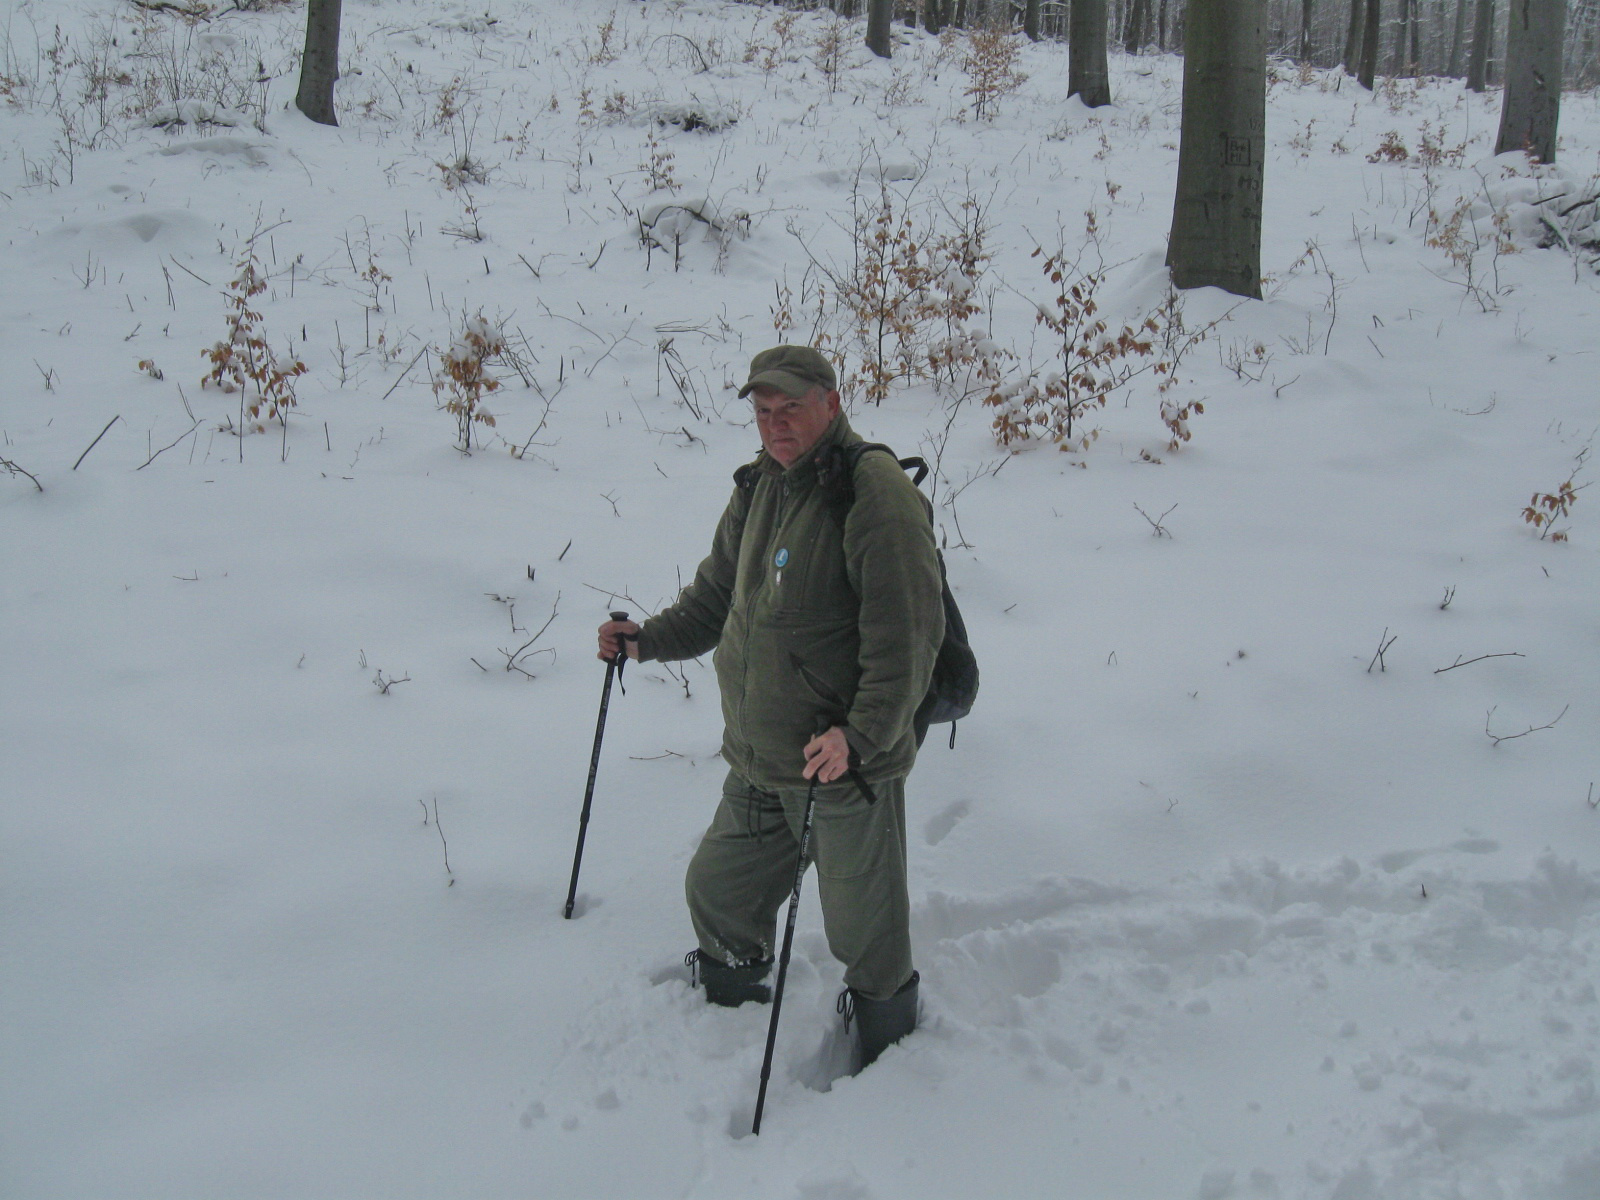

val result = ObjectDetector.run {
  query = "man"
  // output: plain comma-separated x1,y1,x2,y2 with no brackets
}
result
596,345,944,1068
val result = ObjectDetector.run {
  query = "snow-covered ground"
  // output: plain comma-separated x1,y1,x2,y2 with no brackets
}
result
3,2,1598,1197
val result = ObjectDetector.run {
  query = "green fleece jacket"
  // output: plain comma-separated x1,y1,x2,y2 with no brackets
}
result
635,412,944,790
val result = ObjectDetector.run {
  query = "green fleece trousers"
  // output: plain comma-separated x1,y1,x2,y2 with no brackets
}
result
685,769,914,1003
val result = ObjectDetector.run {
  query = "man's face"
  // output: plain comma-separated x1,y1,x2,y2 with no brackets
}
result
751,385,840,468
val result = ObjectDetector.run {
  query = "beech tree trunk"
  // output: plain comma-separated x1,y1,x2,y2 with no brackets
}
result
1466,0,1495,86
1343,0,1365,69
1069,0,1113,106
295,0,342,127
1126,0,1150,50
866,0,893,56
1167,0,1265,299
1495,0,1565,160
1391,0,1411,73
1358,0,1381,85
1299,0,1315,59
1025,0,1043,38
1448,0,1470,74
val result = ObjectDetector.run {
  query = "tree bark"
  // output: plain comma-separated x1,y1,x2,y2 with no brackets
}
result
1025,0,1043,38
1126,0,1150,50
1299,0,1316,59
1069,0,1113,105
1358,0,1381,85
1466,0,1494,86
925,0,944,35
866,0,893,56
1447,0,1470,74
295,0,342,127
1343,0,1365,68
1390,0,1411,73
1495,0,1565,160
1167,0,1265,299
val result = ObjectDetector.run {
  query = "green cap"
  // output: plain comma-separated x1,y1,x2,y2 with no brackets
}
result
737,345,837,399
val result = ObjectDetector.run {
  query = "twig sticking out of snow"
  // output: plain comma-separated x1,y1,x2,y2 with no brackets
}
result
1484,704,1568,747
1434,652,1525,674
1367,628,1398,673
2,456,45,492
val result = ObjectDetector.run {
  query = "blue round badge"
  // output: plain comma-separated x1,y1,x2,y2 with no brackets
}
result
774,548,789,569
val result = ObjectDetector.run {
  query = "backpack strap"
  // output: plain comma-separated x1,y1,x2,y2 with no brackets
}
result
733,457,762,491
817,443,929,524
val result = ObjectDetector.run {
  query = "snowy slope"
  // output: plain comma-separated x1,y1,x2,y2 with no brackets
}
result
2,2,1598,1197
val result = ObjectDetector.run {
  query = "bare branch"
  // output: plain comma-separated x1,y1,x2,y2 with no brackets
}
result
430,796,454,885
1433,652,1525,675
2,457,44,492
73,416,122,470
373,669,411,694
136,420,202,471
1367,628,1398,673
1133,502,1178,538
1484,704,1569,747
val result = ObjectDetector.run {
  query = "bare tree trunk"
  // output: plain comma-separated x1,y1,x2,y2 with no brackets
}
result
1025,0,1044,38
1581,0,1600,86
1070,0,1114,105
1299,0,1316,58
1390,0,1410,72
1167,0,1265,299
1495,0,1565,160
1447,0,1470,73
1126,0,1151,49
867,0,894,55
1359,0,1382,84
1159,0,1172,46
1466,0,1494,86
1344,0,1365,67
295,0,342,127
925,0,945,35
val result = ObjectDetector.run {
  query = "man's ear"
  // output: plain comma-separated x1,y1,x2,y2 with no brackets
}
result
825,389,842,415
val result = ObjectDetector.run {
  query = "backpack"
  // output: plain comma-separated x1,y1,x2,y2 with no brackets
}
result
736,442,979,748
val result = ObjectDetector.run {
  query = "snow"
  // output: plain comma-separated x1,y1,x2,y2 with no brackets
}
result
2,2,1597,1197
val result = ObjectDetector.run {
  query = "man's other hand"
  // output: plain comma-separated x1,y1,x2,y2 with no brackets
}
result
597,619,641,662
802,726,850,784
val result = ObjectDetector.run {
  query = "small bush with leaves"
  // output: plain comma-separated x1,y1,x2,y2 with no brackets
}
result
201,248,306,431
1367,131,1410,164
961,29,1027,122
830,186,995,403
1523,455,1589,541
435,314,504,451
985,250,1159,451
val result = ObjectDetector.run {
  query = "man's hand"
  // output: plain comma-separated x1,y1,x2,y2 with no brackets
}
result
597,619,641,662
802,725,850,784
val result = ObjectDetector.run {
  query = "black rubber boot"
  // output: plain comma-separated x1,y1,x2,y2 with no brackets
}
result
686,949,772,1007
841,970,919,1070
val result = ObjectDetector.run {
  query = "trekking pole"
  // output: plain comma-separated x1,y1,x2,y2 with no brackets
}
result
751,721,829,1135
563,610,630,920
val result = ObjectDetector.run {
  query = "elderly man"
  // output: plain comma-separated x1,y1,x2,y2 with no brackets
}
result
597,345,944,1067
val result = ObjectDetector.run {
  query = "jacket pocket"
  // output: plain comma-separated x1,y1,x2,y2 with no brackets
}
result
790,652,850,713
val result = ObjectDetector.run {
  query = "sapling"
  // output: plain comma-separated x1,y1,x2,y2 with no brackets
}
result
1523,457,1589,542
985,249,1159,452
434,313,504,451
200,246,307,433
961,29,1027,121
